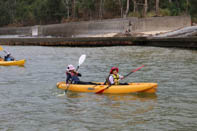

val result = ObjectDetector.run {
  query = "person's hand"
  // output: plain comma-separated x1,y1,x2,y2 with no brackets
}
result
114,79,118,83
66,84,69,87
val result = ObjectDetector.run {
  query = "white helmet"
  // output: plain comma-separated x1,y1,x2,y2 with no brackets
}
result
67,64,75,71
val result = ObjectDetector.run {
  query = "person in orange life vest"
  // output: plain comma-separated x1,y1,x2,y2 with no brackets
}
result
107,67,128,85
66,64,97,86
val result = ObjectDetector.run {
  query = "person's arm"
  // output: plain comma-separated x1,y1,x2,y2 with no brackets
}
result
77,73,82,77
109,75,114,85
119,74,124,79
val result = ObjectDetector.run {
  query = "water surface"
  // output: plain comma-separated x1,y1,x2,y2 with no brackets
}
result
0,46,197,131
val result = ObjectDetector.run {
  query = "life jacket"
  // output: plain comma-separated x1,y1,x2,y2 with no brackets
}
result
4,56,14,61
67,72,80,84
5,57,12,61
112,74,120,85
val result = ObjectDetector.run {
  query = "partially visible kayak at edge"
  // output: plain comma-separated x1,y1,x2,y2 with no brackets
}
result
56,82,158,94
0,59,26,66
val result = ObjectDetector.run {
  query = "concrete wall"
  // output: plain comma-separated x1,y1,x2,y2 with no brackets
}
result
0,26,31,35
0,15,191,37
41,17,138,37
134,15,191,32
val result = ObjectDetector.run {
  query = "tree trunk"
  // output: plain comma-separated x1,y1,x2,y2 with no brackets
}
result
186,0,189,14
99,0,103,19
118,0,123,17
169,0,172,3
124,0,130,18
63,0,70,19
132,0,137,13
72,0,76,18
156,0,159,16
144,0,148,17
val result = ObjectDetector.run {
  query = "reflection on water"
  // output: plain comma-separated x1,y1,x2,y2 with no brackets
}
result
0,46,197,130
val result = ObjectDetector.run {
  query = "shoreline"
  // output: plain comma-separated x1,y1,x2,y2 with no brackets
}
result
0,36,197,49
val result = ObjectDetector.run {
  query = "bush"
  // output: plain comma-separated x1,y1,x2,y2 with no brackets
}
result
159,8,171,16
128,12,141,17
147,11,157,17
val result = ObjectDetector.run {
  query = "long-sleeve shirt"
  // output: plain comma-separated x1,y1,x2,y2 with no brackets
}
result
109,74,123,85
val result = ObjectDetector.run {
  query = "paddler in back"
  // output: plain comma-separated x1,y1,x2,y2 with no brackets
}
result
106,67,128,85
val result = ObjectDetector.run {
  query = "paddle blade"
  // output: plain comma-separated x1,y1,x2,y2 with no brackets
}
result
78,54,86,66
132,65,144,73
95,88,106,94
0,46,3,51
95,85,111,94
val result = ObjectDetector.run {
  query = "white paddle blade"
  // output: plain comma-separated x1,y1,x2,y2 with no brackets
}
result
78,54,86,66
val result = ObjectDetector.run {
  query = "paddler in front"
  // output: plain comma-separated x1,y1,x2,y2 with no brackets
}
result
66,64,81,85
66,64,97,86
107,67,128,85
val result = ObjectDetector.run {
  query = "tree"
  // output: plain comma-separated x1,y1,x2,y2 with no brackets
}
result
124,0,130,17
144,0,148,17
99,0,104,19
0,1,11,26
132,0,137,13
63,0,71,19
156,0,159,16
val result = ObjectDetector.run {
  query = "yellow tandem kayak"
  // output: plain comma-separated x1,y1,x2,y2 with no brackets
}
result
0,59,26,66
56,82,158,94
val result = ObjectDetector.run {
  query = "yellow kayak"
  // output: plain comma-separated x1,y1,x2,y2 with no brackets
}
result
56,82,158,94
0,59,26,66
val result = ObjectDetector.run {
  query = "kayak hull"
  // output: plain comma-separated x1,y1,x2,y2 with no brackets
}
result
56,82,158,94
0,59,26,66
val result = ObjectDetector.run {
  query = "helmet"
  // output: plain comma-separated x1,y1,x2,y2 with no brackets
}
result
67,64,75,71
110,67,119,74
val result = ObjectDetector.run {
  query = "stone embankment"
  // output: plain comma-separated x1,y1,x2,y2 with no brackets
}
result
0,15,197,49
0,37,197,48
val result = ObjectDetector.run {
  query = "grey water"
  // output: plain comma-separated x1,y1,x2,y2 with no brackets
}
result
0,46,197,131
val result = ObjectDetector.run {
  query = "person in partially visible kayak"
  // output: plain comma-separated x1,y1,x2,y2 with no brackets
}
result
66,64,97,85
0,56,4,61
106,67,128,85
4,53,15,61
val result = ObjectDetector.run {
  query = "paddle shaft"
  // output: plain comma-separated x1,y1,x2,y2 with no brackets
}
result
95,65,144,94
65,66,80,93
123,65,144,78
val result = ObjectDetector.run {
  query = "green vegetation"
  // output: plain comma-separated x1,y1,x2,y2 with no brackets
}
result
0,0,196,27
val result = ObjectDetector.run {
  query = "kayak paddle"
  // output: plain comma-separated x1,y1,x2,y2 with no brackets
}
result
76,54,86,71
65,54,86,93
95,65,144,94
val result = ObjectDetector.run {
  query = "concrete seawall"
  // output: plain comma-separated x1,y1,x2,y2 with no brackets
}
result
0,15,195,49
0,37,197,48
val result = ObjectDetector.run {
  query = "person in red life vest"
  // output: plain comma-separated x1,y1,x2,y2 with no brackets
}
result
107,67,128,85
